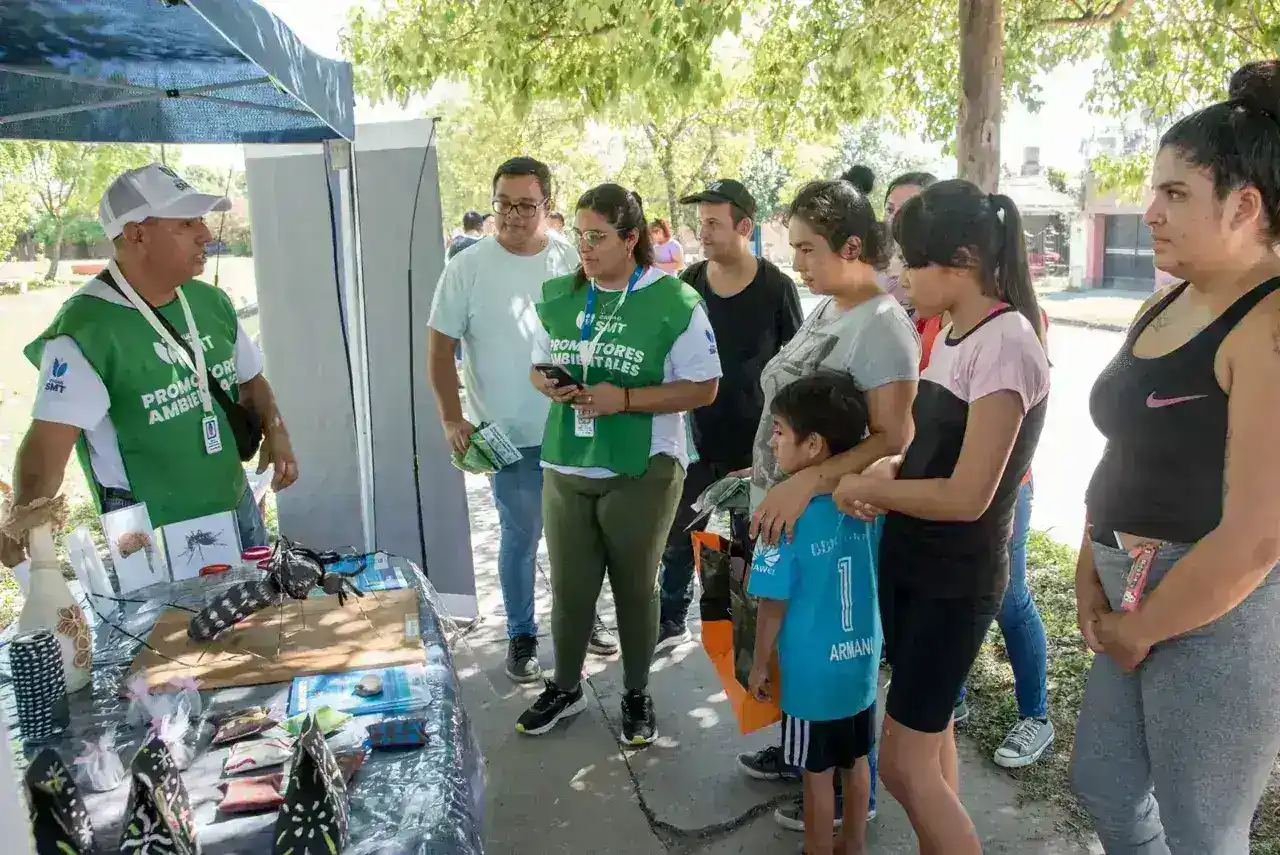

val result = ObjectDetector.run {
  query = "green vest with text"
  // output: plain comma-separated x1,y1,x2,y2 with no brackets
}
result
536,272,702,477
24,279,246,528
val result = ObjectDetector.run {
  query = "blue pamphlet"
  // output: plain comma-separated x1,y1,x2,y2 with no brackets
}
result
288,664,430,718
311,552,407,597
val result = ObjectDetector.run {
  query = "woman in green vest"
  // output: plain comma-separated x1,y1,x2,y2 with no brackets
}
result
518,184,723,745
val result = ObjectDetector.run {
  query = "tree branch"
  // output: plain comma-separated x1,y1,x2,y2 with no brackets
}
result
1042,0,1138,28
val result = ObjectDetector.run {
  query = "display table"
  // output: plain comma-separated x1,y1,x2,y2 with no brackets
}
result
0,555,484,855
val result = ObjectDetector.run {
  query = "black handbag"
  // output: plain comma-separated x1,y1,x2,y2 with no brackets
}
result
101,270,263,461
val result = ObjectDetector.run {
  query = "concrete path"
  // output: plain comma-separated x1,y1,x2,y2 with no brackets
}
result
1037,287,1148,331
449,475,1101,854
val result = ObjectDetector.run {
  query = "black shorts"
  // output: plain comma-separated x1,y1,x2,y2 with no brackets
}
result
880,579,1001,734
781,705,875,773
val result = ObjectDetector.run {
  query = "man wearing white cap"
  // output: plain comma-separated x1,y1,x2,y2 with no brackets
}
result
0,163,297,569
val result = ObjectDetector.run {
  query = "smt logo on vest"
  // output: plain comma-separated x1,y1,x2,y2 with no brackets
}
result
44,358,69,393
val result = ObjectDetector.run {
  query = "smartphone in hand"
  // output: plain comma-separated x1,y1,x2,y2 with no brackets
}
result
534,363,583,391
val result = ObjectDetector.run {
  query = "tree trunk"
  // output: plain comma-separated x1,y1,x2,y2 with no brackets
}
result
660,156,679,230
957,0,1003,192
43,218,63,281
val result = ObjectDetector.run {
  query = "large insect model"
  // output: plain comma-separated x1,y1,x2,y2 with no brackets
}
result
187,539,367,643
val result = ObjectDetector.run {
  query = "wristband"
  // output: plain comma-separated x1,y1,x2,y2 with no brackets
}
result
623,388,631,412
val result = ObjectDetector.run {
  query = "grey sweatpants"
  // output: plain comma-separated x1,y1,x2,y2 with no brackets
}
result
1071,541,1280,854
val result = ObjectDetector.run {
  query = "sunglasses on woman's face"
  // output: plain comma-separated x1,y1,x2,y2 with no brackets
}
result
569,227,625,248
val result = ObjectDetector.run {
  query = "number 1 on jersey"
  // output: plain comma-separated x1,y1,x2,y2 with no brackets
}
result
838,556,854,632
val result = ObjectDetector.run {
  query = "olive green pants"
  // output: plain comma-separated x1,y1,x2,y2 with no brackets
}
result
544,454,685,692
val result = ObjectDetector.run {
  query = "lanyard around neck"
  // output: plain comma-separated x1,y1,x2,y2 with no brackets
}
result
579,266,643,385
110,266,212,415
581,266,644,342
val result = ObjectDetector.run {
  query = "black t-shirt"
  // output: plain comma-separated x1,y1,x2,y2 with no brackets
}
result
879,308,1051,599
681,258,803,468
446,235,480,260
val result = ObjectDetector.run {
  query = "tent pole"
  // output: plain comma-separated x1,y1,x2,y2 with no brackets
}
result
328,139,376,552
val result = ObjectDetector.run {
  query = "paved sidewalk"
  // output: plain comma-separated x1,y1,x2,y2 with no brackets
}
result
1037,287,1149,332
449,474,1101,854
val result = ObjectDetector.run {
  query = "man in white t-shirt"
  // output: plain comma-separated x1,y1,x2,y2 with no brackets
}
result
427,157,616,682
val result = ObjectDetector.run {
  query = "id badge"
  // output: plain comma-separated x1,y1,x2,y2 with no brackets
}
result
573,409,596,438
202,414,223,455
1120,541,1159,612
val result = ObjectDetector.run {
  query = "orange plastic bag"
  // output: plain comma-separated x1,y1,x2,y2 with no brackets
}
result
693,531,781,734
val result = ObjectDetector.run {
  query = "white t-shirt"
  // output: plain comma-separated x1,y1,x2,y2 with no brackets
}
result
31,272,265,491
428,232,579,448
531,266,723,478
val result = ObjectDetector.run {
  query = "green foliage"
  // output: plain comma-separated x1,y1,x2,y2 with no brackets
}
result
344,0,745,117
0,142,34,260
740,147,790,221
1086,0,1278,122
180,164,247,198
1090,151,1153,201
821,123,931,216
31,212,104,248
434,98,605,233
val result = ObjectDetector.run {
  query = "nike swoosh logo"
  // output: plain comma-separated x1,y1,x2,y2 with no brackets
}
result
1146,393,1209,408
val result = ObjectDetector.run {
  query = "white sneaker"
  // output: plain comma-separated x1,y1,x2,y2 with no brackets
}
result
993,717,1054,769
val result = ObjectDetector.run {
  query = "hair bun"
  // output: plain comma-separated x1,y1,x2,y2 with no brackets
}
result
1228,60,1280,118
840,164,876,196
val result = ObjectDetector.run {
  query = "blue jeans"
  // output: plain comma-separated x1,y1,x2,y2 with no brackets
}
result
956,479,1048,718
489,445,544,639
102,481,268,549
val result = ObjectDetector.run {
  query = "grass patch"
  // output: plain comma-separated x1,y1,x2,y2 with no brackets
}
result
0,495,107,632
964,530,1095,838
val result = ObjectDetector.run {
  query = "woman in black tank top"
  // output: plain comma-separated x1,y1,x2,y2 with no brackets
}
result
1071,60,1280,854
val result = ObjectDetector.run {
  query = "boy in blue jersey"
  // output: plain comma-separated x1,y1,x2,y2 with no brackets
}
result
747,372,881,855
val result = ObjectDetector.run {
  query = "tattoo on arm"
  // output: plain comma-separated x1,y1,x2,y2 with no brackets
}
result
1272,319,1280,357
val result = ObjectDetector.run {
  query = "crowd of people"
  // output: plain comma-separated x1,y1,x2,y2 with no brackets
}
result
2,55,1273,855
428,57,1280,855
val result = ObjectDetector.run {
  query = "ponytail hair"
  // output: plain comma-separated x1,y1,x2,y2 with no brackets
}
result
988,193,1044,343
893,179,1044,344
572,183,656,288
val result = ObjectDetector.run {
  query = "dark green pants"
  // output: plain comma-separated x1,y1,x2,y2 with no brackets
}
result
544,454,685,692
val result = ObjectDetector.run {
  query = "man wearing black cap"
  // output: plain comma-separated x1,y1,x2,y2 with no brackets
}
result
654,179,803,650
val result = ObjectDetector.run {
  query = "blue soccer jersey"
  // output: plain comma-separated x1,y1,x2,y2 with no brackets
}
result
746,494,882,722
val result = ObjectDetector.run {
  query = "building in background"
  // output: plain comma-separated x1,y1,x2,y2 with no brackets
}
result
1002,147,1077,280
1076,136,1166,292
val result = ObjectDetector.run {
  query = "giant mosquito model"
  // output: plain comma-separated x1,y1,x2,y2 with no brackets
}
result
187,540,369,642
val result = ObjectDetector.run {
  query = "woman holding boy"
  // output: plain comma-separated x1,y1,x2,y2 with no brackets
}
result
743,171,918,832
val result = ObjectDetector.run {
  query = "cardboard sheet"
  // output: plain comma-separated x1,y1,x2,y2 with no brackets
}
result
130,587,425,691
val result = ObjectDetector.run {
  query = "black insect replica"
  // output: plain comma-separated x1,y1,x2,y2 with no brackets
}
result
187,540,367,643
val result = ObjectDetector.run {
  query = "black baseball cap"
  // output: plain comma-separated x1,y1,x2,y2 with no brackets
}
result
680,179,756,219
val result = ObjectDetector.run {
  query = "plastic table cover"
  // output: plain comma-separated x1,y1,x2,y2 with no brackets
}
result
0,555,485,855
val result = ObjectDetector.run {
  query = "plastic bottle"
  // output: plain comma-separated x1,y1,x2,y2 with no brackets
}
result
18,522,93,692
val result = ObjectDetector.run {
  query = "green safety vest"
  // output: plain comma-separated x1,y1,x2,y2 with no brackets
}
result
25,277,246,528
535,272,701,477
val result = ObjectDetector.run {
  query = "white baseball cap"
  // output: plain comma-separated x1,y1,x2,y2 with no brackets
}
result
99,163,232,240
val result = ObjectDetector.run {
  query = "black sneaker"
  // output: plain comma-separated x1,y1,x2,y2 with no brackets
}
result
515,681,587,736
619,689,657,747
655,619,692,652
505,634,542,684
587,617,619,656
737,745,801,781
